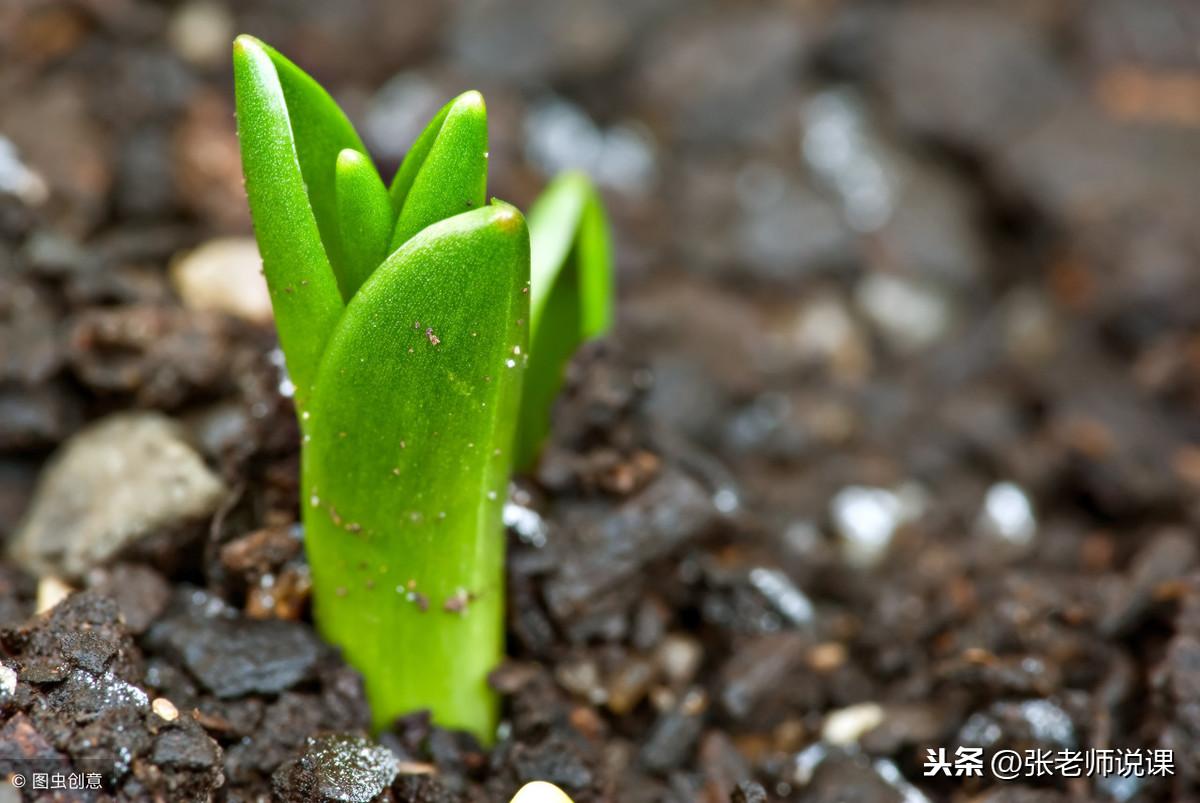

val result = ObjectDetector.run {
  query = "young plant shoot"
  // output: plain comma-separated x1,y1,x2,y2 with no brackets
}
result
515,172,614,469
234,35,524,740
232,35,612,741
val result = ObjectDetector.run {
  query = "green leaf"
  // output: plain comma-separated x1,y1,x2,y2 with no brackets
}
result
515,172,614,469
302,202,530,740
388,91,489,252
334,149,394,300
233,34,359,408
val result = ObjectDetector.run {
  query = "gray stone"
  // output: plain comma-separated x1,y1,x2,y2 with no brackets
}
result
274,734,398,803
146,589,322,698
10,412,226,578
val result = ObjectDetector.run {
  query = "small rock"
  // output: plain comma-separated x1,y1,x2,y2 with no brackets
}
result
52,668,149,716
170,237,272,324
0,664,16,696
87,563,172,634
747,567,815,629
855,273,955,353
35,576,74,614
543,470,717,624
274,734,399,803
830,484,926,569
153,697,180,721
975,481,1037,546
656,634,703,688
167,1,234,68
605,655,656,715
0,713,64,764
152,727,221,769
146,589,322,698
68,305,245,407
718,633,809,721
821,702,885,746
802,88,896,233
640,689,707,774
10,412,227,579
731,781,768,803
0,136,49,205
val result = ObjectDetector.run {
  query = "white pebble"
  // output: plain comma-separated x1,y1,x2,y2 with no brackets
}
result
821,702,885,746
36,576,74,614
977,481,1037,546
152,697,180,721
0,664,17,696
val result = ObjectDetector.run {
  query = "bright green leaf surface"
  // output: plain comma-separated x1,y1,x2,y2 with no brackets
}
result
335,149,393,300
233,35,345,409
515,172,614,469
258,38,371,293
388,92,489,252
303,202,530,739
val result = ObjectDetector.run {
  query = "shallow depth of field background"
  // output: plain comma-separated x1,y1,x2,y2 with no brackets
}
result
2,0,1200,800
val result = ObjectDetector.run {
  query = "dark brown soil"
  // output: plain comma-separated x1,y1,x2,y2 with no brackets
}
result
2,1,1199,801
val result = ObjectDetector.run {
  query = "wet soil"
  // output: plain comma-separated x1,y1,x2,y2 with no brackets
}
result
2,0,1200,801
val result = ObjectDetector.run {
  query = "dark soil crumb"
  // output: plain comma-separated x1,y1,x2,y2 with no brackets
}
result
2,0,1199,801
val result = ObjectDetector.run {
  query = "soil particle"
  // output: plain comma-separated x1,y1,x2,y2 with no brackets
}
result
144,588,322,698
639,690,707,774
731,780,768,803
0,712,64,764
9,412,227,579
86,563,171,635
1100,528,1197,637
541,469,717,627
273,733,398,803
3,0,1200,799
67,305,248,408
717,633,810,722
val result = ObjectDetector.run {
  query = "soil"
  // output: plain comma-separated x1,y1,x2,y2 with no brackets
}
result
2,0,1200,801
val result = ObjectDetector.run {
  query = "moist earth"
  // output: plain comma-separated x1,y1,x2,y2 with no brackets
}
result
2,0,1199,801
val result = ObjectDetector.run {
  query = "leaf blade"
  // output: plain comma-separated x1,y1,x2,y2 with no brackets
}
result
233,34,344,408
515,172,614,469
388,91,489,252
334,148,393,300
303,202,530,740
259,38,371,291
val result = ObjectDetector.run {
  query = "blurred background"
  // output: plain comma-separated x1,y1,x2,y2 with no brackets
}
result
2,0,1200,800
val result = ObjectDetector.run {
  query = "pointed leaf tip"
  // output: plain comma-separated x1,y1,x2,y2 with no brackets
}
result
514,172,614,470
334,148,392,300
388,91,490,252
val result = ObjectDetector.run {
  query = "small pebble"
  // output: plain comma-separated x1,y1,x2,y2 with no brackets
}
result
976,481,1037,545
0,664,17,696
152,697,180,721
821,702,885,746
510,782,575,803
171,237,272,324
830,485,925,569
36,576,74,614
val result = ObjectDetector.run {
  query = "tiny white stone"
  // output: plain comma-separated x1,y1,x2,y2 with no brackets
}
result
170,238,272,324
36,576,74,614
152,697,180,721
509,781,575,803
831,486,920,568
977,481,1037,545
0,664,17,696
822,702,885,746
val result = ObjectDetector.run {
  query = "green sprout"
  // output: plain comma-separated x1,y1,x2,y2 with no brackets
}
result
515,172,614,470
232,36,612,741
